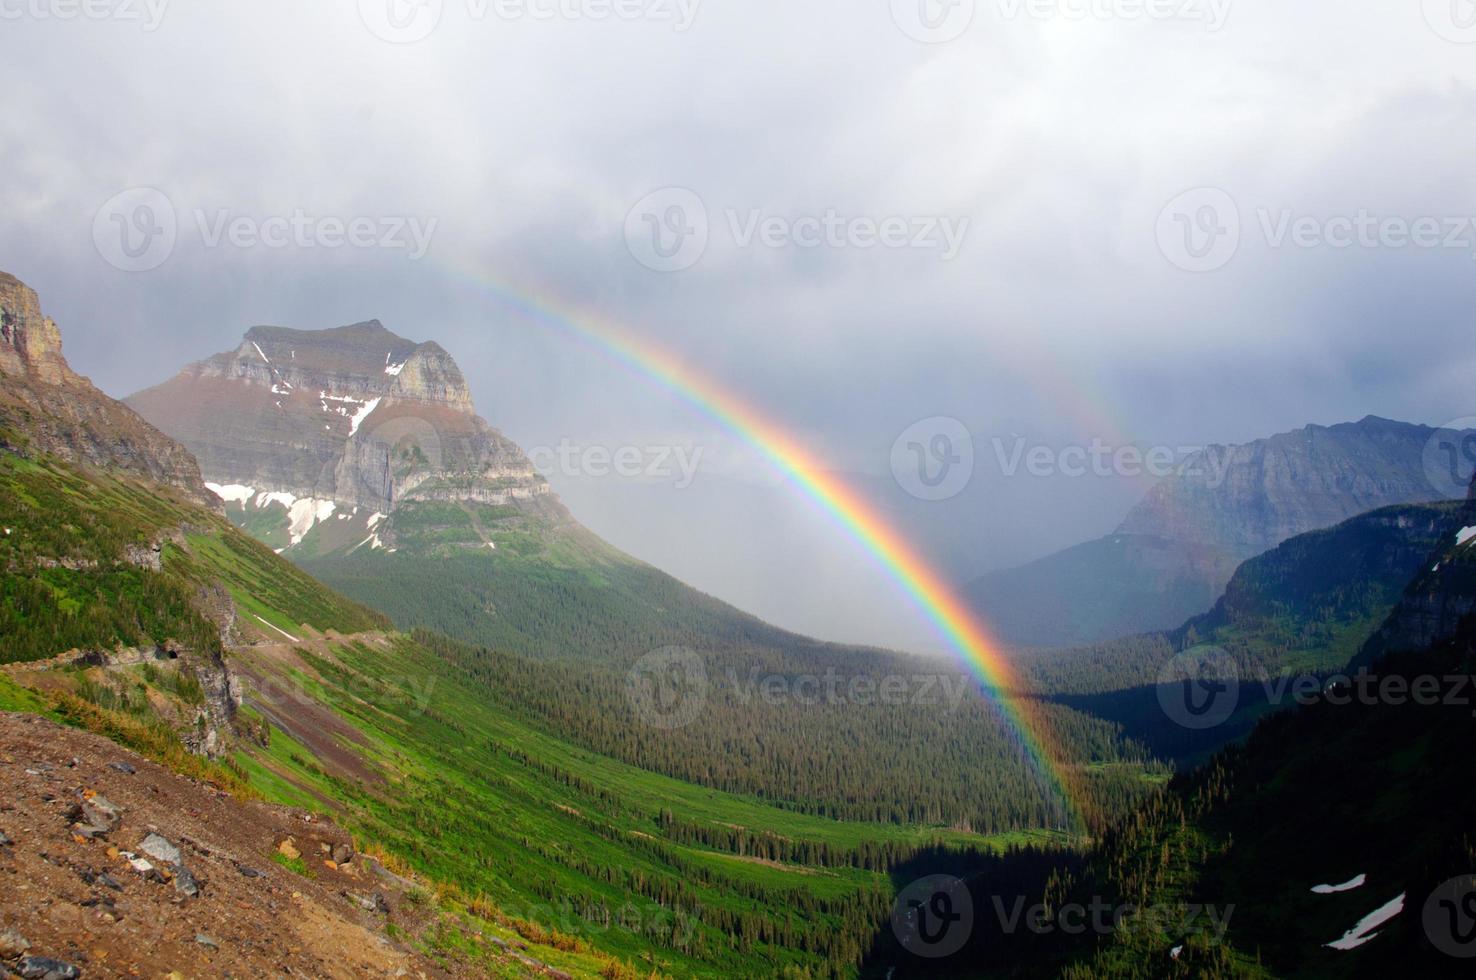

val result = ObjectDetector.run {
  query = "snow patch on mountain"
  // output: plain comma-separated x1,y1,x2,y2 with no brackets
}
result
349,397,382,436
1323,893,1404,951
1311,874,1365,895
205,483,256,505
286,498,336,545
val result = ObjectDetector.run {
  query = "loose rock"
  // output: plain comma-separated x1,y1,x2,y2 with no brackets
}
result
138,833,181,866
173,864,201,899
69,795,122,839
0,926,31,957
16,956,82,980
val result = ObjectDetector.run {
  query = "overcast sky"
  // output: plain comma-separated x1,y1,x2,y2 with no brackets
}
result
3,1,1474,650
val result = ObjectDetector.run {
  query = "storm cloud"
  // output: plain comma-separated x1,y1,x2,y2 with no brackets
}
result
2,1,1473,649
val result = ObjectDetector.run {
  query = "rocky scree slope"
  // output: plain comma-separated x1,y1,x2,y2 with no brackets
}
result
0,711,447,979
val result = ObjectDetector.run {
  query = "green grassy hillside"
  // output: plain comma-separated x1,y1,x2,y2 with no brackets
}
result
3,450,1118,976
0,453,384,664
243,491,1164,837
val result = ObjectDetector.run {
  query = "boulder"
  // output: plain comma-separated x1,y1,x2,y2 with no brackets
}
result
138,832,182,866
16,956,82,980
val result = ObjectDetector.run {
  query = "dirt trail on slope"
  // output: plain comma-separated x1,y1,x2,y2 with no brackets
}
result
0,712,443,979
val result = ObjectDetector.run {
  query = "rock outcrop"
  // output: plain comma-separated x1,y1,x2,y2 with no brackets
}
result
1356,473,1476,664
126,320,548,515
0,271,214,506
1116,415,1464,556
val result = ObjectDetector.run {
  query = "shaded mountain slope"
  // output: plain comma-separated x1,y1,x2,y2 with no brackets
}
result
970,417,1473,648
1020,501,1466,699
967,534,1240,650
872,485,1476,977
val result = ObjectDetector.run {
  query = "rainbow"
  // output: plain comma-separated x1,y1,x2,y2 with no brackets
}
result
448,270,1085,831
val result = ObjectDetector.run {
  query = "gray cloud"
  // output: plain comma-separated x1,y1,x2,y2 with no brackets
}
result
2,1,1472,648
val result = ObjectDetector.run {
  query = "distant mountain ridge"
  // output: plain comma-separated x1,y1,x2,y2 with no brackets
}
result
0,271,212,506
970,416,1473,648
1118,415,1454,554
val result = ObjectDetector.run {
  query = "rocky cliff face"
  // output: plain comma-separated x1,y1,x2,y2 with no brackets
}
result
0,271,213,505
1356,474,1476,665
0,271,70,384
1117,416,1465,558
126,320,549,522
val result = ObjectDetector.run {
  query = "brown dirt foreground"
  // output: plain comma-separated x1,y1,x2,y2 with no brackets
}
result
0,712,447,979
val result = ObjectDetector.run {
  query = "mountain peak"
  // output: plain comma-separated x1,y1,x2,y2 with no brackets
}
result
126,319,546,516
245,319,405,347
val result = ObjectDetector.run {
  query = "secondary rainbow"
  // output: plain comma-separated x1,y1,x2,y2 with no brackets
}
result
449,270,1084,830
